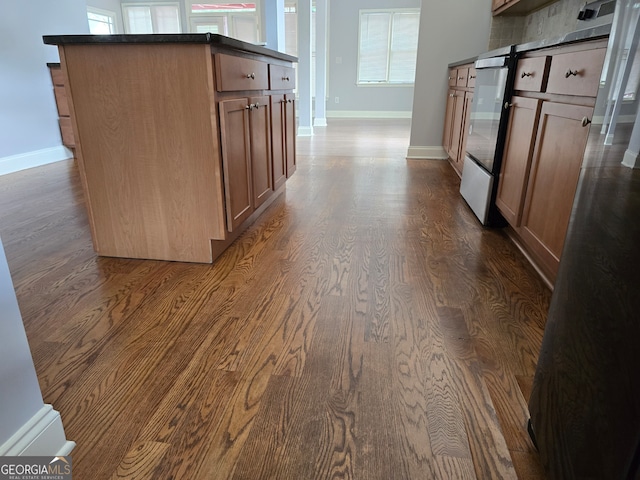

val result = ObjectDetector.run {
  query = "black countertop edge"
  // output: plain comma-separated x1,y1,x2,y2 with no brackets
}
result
42,33,298,63
515,23,611,53
46,62,60,67
448,57,478,68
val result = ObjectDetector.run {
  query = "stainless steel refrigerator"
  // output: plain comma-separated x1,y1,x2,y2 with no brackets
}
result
528,1,640,477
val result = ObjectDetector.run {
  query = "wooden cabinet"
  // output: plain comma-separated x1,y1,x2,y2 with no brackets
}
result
498,39,607,285
271,93,297,190
442,63,475,177
493,0,560,16
285,93,297,178
45,36,297,264
496,96,541,226
248,96,273,209
220,98,253,231
47,63,75,149
519,102,593,279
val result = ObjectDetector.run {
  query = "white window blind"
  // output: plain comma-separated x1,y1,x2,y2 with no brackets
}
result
358,9,420,85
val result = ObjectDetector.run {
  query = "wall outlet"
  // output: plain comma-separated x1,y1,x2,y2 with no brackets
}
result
335,97,340,104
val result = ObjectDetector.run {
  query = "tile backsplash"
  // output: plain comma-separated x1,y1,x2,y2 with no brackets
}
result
488,0,610,49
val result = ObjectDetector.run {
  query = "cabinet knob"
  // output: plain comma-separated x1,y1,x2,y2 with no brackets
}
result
449,93,455,97
283,76,290,81
246,73,256,79
469,75,476,79
521,72,533,78
565,69,579,78
581,116,592,127
254,102,260,109
504,101,514,109
458,76,465,80
245,104,252,110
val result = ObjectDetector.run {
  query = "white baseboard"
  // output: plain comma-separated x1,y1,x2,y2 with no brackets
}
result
0,404,75,457
326,110,412,119
313,117,328,127
623,148,640,168
406,146,448,160
592,114,637,126
297,126,314,136
0,146,72,176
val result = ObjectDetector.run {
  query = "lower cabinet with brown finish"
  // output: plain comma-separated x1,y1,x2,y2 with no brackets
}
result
518,101,593,279
43,35,297,264
497,38,607,286
442,62,475,177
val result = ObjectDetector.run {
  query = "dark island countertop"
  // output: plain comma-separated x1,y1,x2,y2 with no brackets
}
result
43,33,298,63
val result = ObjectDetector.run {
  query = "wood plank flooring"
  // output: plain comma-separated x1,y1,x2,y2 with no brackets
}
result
0,119,550,479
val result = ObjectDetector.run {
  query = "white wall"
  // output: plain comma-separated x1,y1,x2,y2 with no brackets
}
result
409,0,493,156
0,0,89,175
0,237,75,455
326,0,421,117
0,238,44,447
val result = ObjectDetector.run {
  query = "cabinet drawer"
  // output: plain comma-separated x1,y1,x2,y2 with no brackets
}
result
59,116,75,147
467,67,477,88
269,64,295,90
546,48,606,97
215,54,269,92
49,66,65,86
456,67,469,87
54,85,70,117
448,68,457,86
514,56,550,92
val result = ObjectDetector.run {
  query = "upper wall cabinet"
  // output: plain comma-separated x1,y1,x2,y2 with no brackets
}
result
493,0,560,16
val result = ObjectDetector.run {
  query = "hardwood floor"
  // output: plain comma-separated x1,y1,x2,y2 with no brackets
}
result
0,119,550,479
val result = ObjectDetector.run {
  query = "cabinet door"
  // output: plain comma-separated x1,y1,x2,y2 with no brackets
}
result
249,95,273,209
455,91,474,175
520,101,593,279
270,95,287,190
449,90,466,163
285,94,296,178
496,96,542,226
219,98,253,232
442,89,456,158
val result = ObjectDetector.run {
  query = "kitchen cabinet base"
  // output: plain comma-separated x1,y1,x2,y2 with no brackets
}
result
210,184,285,262
504,226,554,290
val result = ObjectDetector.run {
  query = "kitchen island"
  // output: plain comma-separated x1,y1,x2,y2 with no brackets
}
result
43,34,297,263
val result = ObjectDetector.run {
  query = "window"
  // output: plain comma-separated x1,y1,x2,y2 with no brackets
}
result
188,3,260,43
357,9,420,85
87,7,117,34
122,3,181,34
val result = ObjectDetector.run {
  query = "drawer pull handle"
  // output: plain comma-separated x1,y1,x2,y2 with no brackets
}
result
521,72,533,78
246,73,256,79
565,69,579,78
581,116,592,127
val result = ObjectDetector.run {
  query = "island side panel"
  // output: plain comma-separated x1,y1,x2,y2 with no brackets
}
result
61,43,226,263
